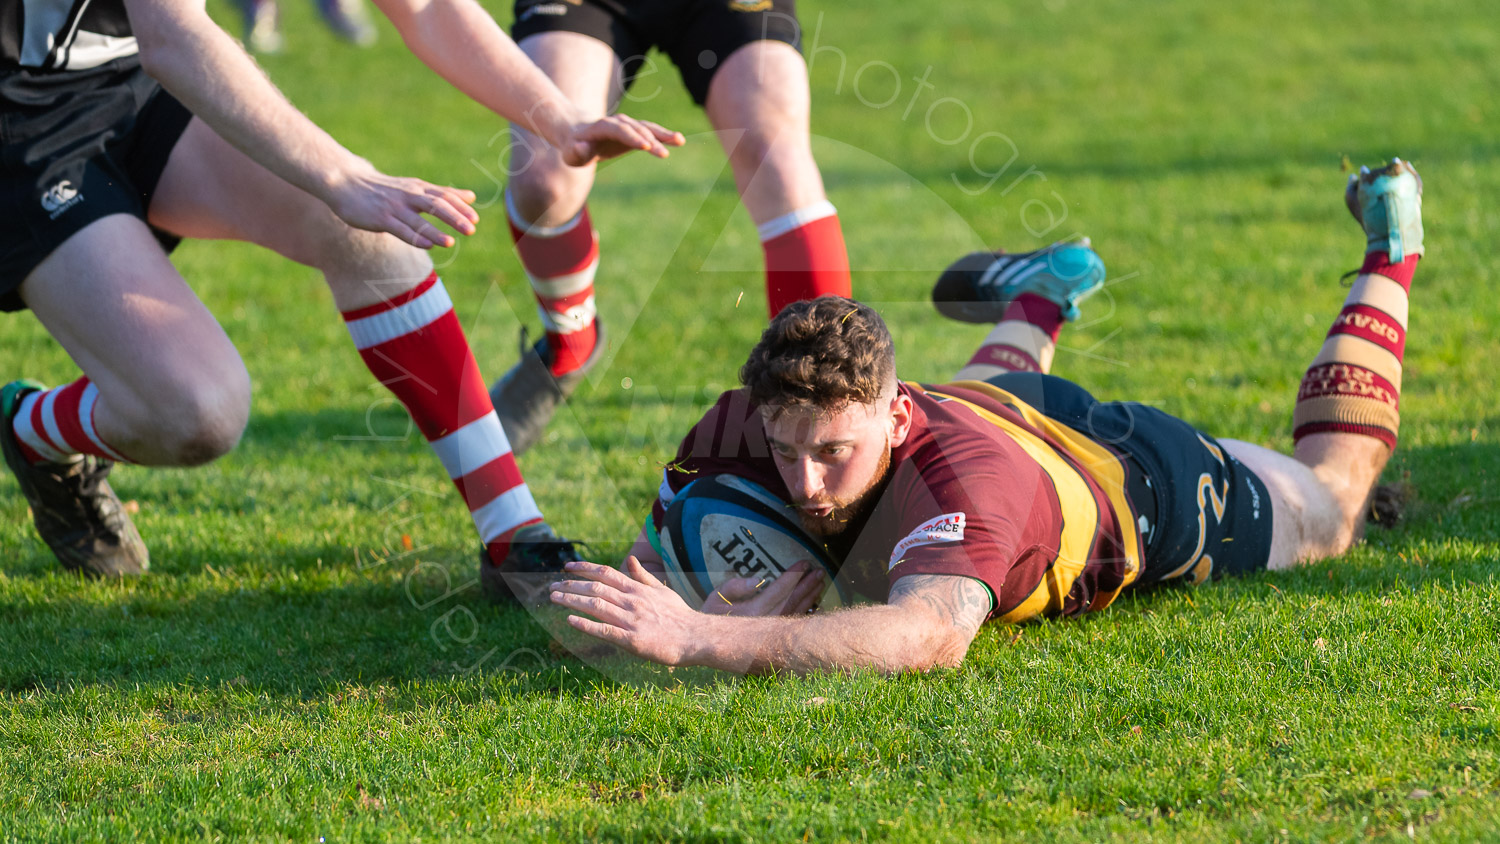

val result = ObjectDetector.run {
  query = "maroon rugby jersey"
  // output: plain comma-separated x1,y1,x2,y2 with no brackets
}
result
650,381,1148,622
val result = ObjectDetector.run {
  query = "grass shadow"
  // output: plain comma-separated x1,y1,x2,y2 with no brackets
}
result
0,544,628,699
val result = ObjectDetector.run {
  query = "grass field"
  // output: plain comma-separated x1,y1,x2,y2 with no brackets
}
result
3,0,1499,839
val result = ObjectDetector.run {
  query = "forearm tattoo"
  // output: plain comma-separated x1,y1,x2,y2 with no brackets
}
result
887,574,993,636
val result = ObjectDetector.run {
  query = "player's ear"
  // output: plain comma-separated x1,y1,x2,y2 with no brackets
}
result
888,392,915,448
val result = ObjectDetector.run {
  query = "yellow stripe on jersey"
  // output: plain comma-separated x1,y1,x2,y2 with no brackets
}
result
919,381,1143,619
915,384,1099,622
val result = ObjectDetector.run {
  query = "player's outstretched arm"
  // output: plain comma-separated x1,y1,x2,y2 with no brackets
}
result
127,0,478,249
551,560,991,675
369,0,684,165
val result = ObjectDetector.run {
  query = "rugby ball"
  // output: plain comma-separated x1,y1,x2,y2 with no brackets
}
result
658,474,850,610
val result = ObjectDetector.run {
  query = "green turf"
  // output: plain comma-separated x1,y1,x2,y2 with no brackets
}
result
3,0,1498,839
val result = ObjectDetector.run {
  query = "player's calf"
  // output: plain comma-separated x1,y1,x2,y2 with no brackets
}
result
1278,158,1426,561
728,140,851,316
1292,159,1423,500
489,192,606,455
1293,159,1422,455
757,201,852,318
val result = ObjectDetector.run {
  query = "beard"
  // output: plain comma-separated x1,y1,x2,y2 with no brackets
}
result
796,447,893,539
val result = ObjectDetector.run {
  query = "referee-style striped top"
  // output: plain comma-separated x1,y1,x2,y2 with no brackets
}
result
2,0,137,71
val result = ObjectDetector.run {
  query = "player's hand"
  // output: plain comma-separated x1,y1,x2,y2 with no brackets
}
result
323,163,479,249
559,115,685,167
549,557,705,666
701,561,826,617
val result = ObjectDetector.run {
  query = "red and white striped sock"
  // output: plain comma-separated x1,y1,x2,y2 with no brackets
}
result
956,293,1066,380
759,201,852,317
10,377,133,465
506,192,599,377
341,272,544,563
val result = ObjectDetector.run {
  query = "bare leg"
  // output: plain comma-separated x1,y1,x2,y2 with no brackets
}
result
1221,436,1386,570
705,41,849,315
18,215,251,466
149,118,551,574
148,118,430,309
1221,161,1421,570
704,41,829,224
505,32,622,228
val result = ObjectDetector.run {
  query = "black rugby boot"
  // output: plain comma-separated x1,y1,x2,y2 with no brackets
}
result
1,380,149,577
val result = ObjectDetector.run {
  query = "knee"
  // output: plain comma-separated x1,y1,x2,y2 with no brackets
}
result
163,373,250,466
258,187,427,285
1293,492,1366,562
507,159,592,226
1313,520,1361,559
727,129,796,178
124,362,251,467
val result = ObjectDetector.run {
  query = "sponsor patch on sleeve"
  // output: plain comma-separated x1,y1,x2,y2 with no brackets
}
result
888,512,967,570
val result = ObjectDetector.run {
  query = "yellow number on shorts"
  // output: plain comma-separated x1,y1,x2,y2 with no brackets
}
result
1161,435,1229,584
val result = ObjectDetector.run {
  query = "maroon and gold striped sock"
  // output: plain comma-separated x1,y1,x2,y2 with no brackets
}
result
956,293,1066,380
1292,251,1418,450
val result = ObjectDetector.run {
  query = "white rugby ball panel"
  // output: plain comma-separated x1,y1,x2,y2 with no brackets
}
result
658,474,848,608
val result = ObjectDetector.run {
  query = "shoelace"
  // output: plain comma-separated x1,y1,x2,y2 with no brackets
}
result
59,458,125,528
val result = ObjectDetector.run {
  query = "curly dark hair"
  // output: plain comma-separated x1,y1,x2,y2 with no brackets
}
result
739,296,896,411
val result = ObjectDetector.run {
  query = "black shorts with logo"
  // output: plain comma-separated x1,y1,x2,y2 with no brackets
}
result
1,57,193,312
511,0,802,105
985,372,1276,587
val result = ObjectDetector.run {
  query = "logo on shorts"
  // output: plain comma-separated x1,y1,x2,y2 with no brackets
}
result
728,0,773,11
888,512,966,569
40,180,83,219
517,0,571,20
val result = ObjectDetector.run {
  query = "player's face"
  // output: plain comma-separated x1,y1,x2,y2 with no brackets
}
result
763,394,911,538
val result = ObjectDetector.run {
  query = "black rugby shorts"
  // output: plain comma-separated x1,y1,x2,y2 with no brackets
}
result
511,0,802,105
1,57,192,312
984,372,1276,586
